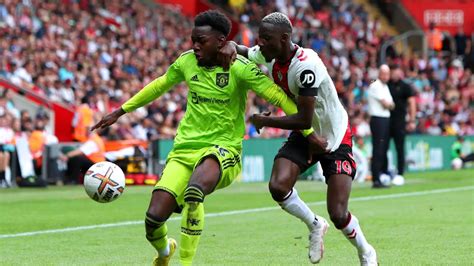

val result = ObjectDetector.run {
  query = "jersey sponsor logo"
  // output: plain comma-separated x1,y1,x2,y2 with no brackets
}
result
300,69,315,88
190,92,230,105
216,73,229,88
191,74,199,82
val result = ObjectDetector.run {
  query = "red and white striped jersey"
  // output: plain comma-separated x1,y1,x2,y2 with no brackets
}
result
248,45,350,152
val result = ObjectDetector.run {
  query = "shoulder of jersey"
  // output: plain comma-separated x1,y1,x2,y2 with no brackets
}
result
178,49,195,59
234,54,252,65
295,48,319,65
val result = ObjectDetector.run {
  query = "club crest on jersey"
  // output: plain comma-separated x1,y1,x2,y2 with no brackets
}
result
300,69,315,88
277,71,283,81
216,73,229,88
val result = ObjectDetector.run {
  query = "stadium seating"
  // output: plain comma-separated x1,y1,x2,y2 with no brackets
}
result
0,0,472,142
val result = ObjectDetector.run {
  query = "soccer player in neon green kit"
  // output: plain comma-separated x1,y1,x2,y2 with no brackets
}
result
92,10,315,266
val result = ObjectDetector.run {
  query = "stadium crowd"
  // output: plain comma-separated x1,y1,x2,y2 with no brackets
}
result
0,0,473,144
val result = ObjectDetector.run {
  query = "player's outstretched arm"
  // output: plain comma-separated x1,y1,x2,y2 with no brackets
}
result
93,56,184,131
91,107,126,131
91,76,171,131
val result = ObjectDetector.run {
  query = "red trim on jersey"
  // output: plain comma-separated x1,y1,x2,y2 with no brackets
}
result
297,50,305,58
341,122,353,147
272,60,292,97
297,50,308,61
271,45,303,98
272,47,298,98
298,55,308,61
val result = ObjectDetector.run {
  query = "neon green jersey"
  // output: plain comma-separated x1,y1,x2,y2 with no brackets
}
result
122,51,299,151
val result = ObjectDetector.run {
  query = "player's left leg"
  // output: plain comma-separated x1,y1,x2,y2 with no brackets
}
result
326,174,376,265
392,124,406,176
180,145,241,265
322,144,377,265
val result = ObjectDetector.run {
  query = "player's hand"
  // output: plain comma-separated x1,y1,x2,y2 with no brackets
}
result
381,100,395,110
406,121,416,132
249,111,271,134
91,108,125,131
306,133,329,163
58,154,68,162
218,41,237,71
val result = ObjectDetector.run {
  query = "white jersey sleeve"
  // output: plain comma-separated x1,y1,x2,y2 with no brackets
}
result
247,45,267,65
294,53,327,96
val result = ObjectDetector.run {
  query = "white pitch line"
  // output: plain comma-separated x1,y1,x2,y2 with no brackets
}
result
1,185,473,239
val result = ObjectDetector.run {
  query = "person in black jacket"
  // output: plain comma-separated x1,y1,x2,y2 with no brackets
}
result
386,66,417,183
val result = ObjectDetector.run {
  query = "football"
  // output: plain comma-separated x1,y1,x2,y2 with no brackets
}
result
451,158,463,170
83,161,126,203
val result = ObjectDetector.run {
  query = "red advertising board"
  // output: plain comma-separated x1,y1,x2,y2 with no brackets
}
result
401,0,473,34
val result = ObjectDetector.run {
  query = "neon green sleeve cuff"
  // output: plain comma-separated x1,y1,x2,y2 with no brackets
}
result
302,127,314,137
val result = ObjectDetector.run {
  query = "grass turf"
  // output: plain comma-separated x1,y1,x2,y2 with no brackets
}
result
1,169,473,265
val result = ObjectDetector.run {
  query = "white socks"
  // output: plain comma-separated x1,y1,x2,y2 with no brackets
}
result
341,213,371,253
279,189,371,254
278,188,318,231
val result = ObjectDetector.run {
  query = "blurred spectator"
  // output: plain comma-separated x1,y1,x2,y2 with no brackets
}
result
367,65,394,188
451,135,474,167
0,113,14,187
454,27,468,57
29,116,58,175
72,95,94,142
426,22,443,52
59,129,106,184
386,66,416,180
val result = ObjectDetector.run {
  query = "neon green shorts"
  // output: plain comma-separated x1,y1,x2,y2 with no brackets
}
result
155,145,241,209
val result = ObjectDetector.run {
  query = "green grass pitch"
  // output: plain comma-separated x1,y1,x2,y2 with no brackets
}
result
1,169,473,265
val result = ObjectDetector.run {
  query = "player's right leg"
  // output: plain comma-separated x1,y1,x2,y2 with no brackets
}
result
270,132,328,264
146,190,178,266
147,159,192,266
180,145,241,266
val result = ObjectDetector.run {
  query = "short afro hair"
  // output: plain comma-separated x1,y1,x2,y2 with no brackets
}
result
261,12,293,33
194,10,231,37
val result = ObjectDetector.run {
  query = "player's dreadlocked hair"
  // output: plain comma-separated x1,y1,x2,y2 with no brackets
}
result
261,12,293,33
194,10,231,38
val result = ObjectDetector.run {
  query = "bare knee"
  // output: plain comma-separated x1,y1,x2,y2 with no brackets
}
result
268,177,292,202
328,207,349,229
146,190,177,221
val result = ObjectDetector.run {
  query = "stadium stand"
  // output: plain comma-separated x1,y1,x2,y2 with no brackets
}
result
0,0,472,186
1,0,472,142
